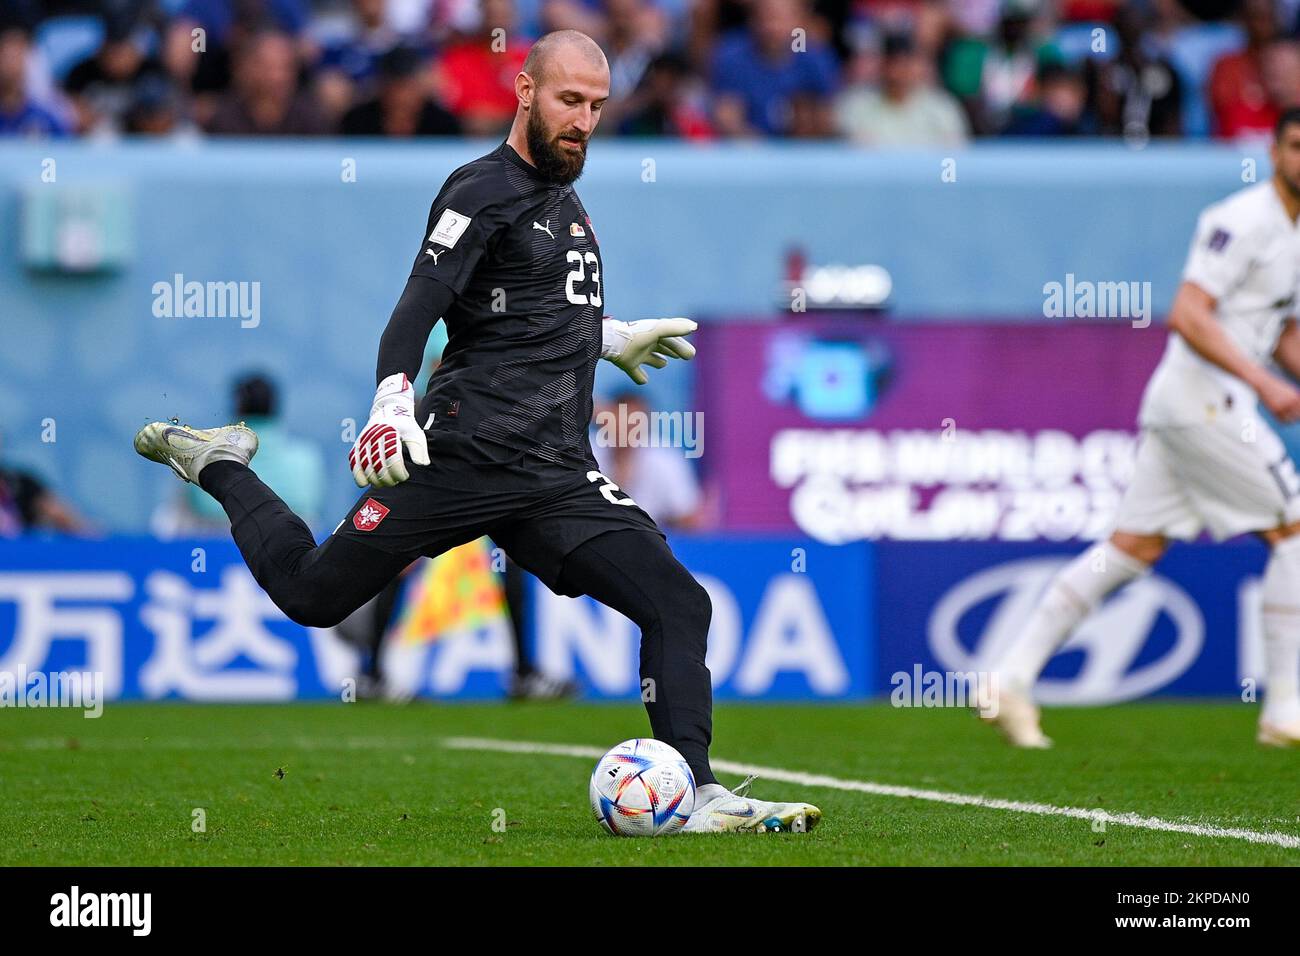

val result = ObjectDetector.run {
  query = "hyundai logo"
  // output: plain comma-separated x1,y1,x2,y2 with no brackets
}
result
927,558,1204,705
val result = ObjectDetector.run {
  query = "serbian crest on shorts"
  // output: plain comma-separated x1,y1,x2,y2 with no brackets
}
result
353,498,390,531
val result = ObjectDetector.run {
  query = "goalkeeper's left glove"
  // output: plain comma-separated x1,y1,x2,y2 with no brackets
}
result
601,317,698,385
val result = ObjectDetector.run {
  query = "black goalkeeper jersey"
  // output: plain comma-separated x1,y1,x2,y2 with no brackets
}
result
410,142,604,469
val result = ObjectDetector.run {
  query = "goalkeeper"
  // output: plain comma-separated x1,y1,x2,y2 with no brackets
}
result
134,29,820,832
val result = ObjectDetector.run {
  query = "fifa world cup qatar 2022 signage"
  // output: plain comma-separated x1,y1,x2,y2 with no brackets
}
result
694,319,1169,543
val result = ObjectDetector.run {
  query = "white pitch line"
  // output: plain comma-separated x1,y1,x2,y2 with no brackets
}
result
441,736,1300,851
5,735,438,752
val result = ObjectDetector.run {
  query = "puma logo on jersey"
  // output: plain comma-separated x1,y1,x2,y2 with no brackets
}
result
532,220,555,239
424,248,444,264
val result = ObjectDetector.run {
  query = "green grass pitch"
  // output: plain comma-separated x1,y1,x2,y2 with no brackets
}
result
2,700,1298,866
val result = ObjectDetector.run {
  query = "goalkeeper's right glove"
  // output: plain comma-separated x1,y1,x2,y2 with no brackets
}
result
601,317,698,385
349,373,430,488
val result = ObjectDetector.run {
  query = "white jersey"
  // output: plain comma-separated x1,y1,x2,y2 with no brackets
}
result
1139,181,1300,427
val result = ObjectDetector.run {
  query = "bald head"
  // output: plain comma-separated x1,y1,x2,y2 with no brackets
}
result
509,29,608,185
522,29,608,89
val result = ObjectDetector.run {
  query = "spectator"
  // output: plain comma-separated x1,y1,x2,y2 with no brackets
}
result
0,432,89,536
173,0,312,50
911,1,956,66
207,28,330,135
0,19,71,138
390,0,438,36
1085,4,1182,139
592,393,705,530
689,0,768,77
163,0,313,127
1059,0,1122,22
944,0,1001,39
315,0,407,122
1208,0,1280,139
156,372,325,536
711,0,840,137
438,0,531,136
616,52,715,137
13,0,1294,145
1003,61,1089,135
340,44,461,135
124,73,197,136
63,11,170,135
606,0,669,99
540,0,611,43
811,0,858,62
835,30,968,146
1261,39,1300,121
943,0,1063,135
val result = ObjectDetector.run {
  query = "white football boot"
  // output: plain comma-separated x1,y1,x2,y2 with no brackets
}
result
682,775,821,834
1257,716,1300,747
980,682,1053,749
133,421,258,483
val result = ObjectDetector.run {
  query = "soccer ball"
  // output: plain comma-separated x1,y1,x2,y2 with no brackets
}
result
589,738,696,837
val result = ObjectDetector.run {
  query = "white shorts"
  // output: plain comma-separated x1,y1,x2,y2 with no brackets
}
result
1114,415,1300,541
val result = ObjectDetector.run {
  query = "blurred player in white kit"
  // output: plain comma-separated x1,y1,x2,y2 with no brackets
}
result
988,108,1300,748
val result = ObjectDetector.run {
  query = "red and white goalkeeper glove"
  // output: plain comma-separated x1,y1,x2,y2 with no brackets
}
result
349,373,430,487
601,317,698,385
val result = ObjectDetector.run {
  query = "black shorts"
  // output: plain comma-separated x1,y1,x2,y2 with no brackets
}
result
333,430,663,595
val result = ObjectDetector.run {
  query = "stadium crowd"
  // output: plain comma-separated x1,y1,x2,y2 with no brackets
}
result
1,1,1299,144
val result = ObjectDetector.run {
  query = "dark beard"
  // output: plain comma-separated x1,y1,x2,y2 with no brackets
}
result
1281,170,1300,202
526,107,586,185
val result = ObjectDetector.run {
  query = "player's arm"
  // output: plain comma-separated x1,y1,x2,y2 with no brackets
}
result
1170,280,1300,422
376,275,455,386
348,276,459,488
1176,209,1300,422
349,276,455,489
351,184,493,488
1272,318,1300,385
